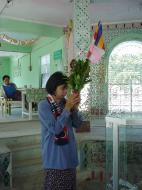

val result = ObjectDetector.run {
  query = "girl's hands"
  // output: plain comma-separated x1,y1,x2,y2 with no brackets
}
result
65,93,81,111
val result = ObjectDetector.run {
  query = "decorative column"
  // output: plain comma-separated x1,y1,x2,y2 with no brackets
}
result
73,0,91,120
73,0,91,60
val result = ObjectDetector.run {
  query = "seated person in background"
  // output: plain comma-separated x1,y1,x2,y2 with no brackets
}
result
0,75,21,101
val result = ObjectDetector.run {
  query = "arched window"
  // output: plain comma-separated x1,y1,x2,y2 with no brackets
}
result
108,41,142,112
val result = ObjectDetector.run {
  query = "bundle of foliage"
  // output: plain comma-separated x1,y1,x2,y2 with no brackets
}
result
68,59,91,93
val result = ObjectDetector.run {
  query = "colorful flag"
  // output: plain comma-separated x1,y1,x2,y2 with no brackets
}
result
87,21,105,64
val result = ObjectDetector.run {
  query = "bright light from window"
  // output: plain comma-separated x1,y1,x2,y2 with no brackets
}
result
41,54,50,88
108,41,142,112
79,83,90,111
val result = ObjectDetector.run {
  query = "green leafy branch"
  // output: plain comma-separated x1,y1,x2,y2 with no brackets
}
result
68,59,91,92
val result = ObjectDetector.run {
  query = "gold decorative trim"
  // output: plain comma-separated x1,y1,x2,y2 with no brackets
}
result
0,34,35,46
92,22,142,31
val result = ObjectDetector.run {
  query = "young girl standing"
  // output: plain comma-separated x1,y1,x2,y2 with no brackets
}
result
38,71,82,190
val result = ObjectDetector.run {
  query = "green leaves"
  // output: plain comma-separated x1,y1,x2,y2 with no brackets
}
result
68,59,91,92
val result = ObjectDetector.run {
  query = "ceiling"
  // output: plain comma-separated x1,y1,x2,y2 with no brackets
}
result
0,0,141,58
0,0,142,26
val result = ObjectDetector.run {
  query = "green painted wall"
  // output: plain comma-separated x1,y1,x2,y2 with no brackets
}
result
0,17,63,53
0,18,65,88
31,36,66,87
10,36,66,88
0,57,10,86
10,54,32,88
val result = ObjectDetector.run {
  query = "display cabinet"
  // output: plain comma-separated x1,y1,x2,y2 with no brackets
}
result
106,113,142,190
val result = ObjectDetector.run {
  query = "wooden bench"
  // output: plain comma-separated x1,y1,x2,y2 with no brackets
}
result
0,97,22,116
22,88,47,120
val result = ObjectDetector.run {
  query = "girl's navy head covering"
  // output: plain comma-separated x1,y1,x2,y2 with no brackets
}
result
46,71,68,95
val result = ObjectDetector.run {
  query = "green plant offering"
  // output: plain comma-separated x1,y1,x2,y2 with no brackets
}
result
68,59,91,92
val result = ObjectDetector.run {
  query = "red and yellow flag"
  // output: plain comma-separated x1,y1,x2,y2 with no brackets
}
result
87,21,105,64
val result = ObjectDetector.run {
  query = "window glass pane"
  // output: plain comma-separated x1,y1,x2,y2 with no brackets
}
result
41,54,50,74
108,41,142,112
41,73,50,88
41,54,50,88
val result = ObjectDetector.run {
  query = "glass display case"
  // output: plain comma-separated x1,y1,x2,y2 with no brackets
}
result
106,113,142,190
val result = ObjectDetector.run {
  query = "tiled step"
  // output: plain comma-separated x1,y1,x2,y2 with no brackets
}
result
0,134,41,148
13,171,44,190
13,157,43,177
11,144,41,164
9,138,43,178
1,134,42,178
0,120,42,190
